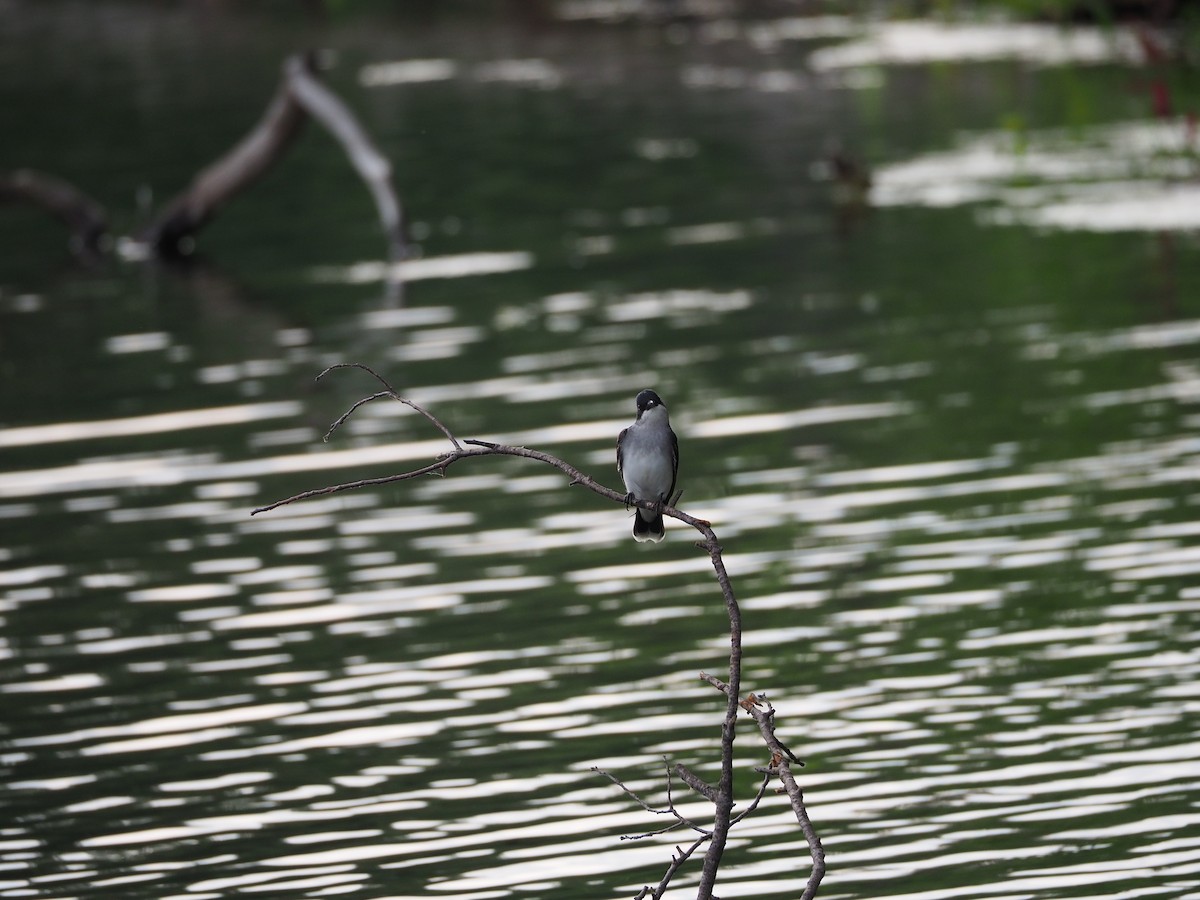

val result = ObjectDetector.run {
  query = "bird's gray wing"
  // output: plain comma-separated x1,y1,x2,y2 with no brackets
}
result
616,426,629,475
668,427,679,499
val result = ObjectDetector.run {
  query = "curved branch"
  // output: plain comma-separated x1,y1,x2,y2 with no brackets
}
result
140,55,311,254
317,363,459,449
251,448,494,516
139,53,404,260
252,436,689,520
251,365,822,900
731,771,773,826
695,605,740,899
0,168,108,256
285,57,405,261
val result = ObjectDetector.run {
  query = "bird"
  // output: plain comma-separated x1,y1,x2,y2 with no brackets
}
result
616,389,679,543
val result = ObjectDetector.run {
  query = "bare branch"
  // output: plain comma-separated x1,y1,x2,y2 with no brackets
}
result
592,762,708,839
779,766,826,900
316,363,461,450
285,55,405,261
0,168,108,256
140,54,311,254
744,699,825,900
250,449,488,515
632,835,709,900
252,368,822,899
699,671,729,695
140,53,404,260
695,560,743,900
674,763,719,804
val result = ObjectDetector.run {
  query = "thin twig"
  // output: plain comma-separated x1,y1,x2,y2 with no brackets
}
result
591,767,662,817
316,363,461,450
592,762,708,838
251,450,487,515
632,835,710,900
730,771,772,825
254,431,672,519
322,390,393,442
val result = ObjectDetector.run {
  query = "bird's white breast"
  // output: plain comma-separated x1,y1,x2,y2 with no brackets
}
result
620,411,674,501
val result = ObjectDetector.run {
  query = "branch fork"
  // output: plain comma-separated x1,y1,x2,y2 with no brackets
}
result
253,363,823,900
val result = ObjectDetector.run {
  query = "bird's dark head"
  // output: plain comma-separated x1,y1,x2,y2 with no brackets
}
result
635,389,665,417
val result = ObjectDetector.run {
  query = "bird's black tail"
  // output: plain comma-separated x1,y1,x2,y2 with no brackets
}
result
632,511,666,543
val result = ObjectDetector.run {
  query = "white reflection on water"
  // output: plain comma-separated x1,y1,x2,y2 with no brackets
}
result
874,120,1200,233
808,19,1154,71
360,58,458,86
692,402,910,438
311,251,533,285
0,396,913,502
5,203,1200,900
0,439,448,498
0,672,105,693
360,57,563,90
0,401,301,449
103,331,172,354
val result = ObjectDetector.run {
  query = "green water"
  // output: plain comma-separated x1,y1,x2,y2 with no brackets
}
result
1,4,1198,899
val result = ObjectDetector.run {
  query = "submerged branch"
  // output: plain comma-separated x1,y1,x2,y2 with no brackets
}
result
0,168,108,256
14,52,404,261
140,54,311,255
135,52,403,259
286,58,405,261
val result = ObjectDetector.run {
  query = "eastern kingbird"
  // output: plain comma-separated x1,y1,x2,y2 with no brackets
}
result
616,389,679,543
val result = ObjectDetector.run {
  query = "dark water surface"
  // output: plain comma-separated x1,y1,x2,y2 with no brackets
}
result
1,4,1199,899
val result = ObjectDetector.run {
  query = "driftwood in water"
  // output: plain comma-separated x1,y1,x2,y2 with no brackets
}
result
0,169,108,257
138,56,312,255
142,52,404,259
283,55,404,259
141,52,405,260
1,52,404,261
